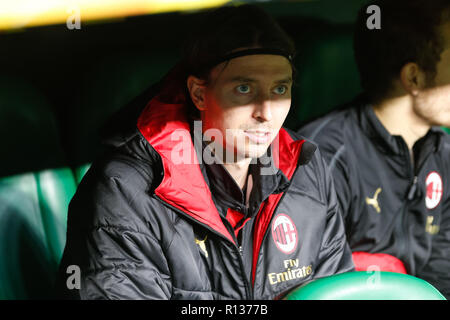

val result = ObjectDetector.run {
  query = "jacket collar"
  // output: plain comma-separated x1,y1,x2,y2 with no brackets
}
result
137,93,311,244
199,142,291,219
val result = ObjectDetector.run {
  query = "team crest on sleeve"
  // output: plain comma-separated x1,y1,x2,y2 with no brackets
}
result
425,171,443,210
271,214,298,254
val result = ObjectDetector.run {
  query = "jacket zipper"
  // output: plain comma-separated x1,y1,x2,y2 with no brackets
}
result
154,195,253,299
397,140,413,260
235,205,254,299
236,245,253,300
400,137,436,269
407,176,418,201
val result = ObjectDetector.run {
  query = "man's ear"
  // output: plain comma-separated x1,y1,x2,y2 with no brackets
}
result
187,75,207,111
399,62,427,96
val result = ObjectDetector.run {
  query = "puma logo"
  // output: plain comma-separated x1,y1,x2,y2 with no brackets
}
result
366,188,382,213
425,216,440,235
195,235,208,258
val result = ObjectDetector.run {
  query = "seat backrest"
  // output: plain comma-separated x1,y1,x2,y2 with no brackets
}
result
284,271,446,300
0,75,76,299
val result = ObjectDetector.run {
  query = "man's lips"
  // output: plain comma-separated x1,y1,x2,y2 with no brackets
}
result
244,130,271,144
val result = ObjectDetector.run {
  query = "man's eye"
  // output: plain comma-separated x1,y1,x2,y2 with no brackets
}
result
273,85,287,95
236,84,251,94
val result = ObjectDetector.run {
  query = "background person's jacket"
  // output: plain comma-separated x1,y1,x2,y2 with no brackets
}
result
298,95,450,298
56,82,354,300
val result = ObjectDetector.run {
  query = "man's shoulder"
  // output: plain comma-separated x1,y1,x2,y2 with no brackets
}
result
93,138,157,185
282,126,317,146
69,138,164,233
441,130,450,150
439,130,450,169
298,107,356,142
297,108,358,162
75,133,161,210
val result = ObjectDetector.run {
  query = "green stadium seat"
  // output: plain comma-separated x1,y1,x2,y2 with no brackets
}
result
0,75,76,299
0,170,76,299
36,169,77,265
73,163,92,185
285,271,446,300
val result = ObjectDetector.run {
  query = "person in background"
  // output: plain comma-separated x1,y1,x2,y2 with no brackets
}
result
298,0,450,298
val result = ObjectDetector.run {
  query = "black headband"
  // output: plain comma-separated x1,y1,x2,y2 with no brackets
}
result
206,48,293,70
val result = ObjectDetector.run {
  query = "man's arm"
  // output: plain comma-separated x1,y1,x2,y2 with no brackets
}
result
313,154,355,278
299,122,354,224
416,140,450,299
416,196,450,299
57,158,172,300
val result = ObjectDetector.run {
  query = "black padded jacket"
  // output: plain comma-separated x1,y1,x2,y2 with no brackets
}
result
298,95,450,298
56,84,354,300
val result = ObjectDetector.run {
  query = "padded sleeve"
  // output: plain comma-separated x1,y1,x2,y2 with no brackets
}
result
56,156,172,300
298,121,353,223
416,193,450,299
313,154,355,279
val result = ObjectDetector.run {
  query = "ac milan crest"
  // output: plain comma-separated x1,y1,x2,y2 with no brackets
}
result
271,214,298,254
425,171,443,210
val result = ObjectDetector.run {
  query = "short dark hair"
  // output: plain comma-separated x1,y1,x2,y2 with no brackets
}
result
159,4,295,118
354,0,450,103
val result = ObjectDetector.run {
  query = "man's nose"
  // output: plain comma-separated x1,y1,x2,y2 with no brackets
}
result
252,96,273,122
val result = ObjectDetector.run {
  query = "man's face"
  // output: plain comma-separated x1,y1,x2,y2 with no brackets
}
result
200,54,293,161
414,22,450,127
